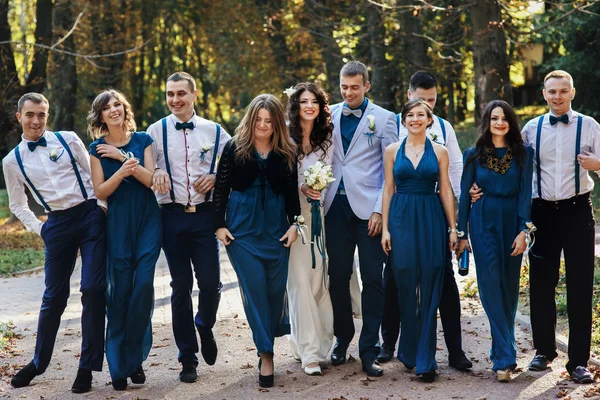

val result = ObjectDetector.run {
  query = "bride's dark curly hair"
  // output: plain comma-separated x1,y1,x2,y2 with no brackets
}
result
286,82,333,161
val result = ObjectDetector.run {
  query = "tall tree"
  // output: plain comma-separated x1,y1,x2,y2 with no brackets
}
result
472,0,513,123
25,0,53,93
48,0,78,131
366,2,394,110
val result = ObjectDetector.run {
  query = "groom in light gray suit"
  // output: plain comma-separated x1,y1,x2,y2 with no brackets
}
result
323,61,398,377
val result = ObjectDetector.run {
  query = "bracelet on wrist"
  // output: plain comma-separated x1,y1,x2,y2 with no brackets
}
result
448,227,465,237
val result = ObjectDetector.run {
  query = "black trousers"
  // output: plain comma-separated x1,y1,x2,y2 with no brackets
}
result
529,193,595,372
380,245,463,358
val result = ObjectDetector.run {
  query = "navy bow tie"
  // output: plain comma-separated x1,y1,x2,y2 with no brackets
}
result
175,121,195,130
27,137,47,152
549,114,569,126
342,106,362,118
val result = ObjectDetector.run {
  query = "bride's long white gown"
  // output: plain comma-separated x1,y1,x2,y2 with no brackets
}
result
287,149,334,367
287,148,363,366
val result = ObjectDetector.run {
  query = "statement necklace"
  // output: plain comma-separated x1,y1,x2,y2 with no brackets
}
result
485,145,512,174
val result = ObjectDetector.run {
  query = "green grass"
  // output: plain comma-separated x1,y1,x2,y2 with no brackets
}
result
0,189,9,219
0,248,45,276
0,321,16,352
0,189,46,276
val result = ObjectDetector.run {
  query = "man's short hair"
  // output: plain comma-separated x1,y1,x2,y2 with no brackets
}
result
166,71,197,92
340,61,369,85
409,71,438,92
17,92,49,114
544,70,574,88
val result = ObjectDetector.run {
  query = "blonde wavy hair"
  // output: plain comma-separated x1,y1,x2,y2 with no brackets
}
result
87,89,137,139
234,94,296,168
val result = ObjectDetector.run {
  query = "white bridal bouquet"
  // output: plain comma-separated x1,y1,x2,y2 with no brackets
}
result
303,161,336,192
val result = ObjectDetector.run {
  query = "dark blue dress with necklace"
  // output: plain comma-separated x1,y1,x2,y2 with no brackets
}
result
389,138,447,375
90,132,162,380
457,145,533,372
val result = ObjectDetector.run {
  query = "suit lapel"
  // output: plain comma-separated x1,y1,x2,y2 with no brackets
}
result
346,100,373,156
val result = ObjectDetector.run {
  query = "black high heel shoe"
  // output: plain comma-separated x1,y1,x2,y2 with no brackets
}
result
129,366,146,384
258,358,274,388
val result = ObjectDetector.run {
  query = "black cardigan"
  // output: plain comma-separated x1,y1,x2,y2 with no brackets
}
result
213,140,301,230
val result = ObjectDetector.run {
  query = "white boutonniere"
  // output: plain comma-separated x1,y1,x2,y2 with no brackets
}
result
48,148,64,162
363,115,382,148
430,133,440,144
367,115,376,132
283,86,297,98
200,143,214,162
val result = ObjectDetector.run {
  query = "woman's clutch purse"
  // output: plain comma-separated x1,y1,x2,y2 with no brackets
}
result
458,250,469,276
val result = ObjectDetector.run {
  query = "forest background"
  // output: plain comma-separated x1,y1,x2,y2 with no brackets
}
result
1,0,600,192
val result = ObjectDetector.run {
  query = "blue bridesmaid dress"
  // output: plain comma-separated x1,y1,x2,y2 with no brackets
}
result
224,153,291,355
90,132,162,381
457,145,533,371
389,138,447,375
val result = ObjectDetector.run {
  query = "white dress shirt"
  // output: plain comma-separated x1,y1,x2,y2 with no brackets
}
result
147,114,231,205
398,115,463,198
522,109,600,201
2,130,98,235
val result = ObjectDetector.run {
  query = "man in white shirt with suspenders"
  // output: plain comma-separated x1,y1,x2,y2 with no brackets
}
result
148,72,231,383
378,72,472,371
3,93,107,393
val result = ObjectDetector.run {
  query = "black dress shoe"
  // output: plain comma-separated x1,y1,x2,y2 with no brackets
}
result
528,355,550,371
331,342,348,366
179,363,198,383
571,366,593,384
449,352,473,370
376,345,394,363
71,368,92,393
11,361,38,388
111,378,127,391
419,371,437,383
199,329,218,366
362,360,384,377
129,366,146,384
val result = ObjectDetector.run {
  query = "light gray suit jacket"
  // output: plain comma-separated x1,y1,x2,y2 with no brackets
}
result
323,99,398,219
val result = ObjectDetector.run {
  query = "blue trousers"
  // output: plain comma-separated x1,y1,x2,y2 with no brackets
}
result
381,245,463,359
325,194,386,360
161,204,221,366
34,200,106,373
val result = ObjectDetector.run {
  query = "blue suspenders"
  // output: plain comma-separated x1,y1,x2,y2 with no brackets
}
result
14,132,88,212
205,124,221,200
396,113,447,143
161,118,221,203
161,118,176,203
54,132,88,200
535,114,583,199
437,116,447,143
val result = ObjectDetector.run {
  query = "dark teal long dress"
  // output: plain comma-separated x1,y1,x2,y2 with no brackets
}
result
457,145,533,371
224,153,291,355
90,132,162,381
389,138,447,375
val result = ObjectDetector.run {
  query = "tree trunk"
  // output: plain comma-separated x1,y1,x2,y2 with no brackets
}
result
25,0,53,93
306,0,344,103
398,0,430,71
48,0,78,131
366,2,394,110
472,0,513,124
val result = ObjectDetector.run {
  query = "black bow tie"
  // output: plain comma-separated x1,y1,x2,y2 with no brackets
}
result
175,121,195,130
549,114,569,126
28,137,47,152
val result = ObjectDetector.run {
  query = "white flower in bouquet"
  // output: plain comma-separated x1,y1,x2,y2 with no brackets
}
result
304,161,336,192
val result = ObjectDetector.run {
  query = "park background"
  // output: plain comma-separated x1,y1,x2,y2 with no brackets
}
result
1,0,600,354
